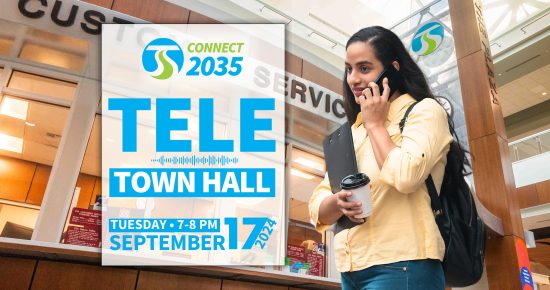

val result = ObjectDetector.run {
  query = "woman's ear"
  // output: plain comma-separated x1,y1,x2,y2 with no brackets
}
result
392,61,400,71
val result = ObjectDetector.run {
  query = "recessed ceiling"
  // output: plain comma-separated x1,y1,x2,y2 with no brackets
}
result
0,96,68,166
499,62,550,117
523,204,550,230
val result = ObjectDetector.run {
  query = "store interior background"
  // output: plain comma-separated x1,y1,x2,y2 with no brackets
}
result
0,0,549,288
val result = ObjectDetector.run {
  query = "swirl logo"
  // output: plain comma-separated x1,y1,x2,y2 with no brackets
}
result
411,21,444,56
142,38,184,80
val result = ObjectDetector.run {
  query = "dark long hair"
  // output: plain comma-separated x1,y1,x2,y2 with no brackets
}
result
343,26,471,177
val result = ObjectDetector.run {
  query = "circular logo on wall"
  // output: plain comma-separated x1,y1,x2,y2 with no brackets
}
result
142,38,184,80
411,21,445,56
421,36,454,68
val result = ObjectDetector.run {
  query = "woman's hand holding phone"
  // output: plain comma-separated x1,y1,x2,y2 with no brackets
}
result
355,77,391,130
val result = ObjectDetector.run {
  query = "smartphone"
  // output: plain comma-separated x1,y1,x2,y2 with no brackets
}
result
371,65,401,99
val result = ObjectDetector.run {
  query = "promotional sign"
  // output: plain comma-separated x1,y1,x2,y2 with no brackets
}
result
101,24,286,266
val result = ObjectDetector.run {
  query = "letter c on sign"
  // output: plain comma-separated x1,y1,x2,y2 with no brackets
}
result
19,0,47,19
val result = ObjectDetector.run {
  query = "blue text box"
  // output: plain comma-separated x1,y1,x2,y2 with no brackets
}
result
109,168,275,198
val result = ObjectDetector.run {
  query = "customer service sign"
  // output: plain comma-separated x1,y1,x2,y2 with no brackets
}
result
101,25,285,265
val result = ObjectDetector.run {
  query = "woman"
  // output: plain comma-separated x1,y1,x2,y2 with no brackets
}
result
309,26,463,289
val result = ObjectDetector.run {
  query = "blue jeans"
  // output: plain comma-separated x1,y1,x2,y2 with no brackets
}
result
341,259,445,290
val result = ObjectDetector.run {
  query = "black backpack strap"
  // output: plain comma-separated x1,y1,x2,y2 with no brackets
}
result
398,100,443,217
426,175,443,217
399,102,420,133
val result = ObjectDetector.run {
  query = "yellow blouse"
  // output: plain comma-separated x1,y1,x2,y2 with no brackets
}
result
309,93,453,272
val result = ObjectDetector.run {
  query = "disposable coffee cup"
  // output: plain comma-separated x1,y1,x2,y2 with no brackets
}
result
341,173,372,219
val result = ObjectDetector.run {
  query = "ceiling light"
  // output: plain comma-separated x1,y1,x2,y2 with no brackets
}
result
0,132,23,153
25,122,35,127
0,97,29,120
542,92,547,96
293,157,324,172
308,32,337,48
259,6,292,24
291,168,315,180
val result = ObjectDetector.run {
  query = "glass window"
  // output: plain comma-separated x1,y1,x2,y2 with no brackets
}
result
81,116,101,178
286,146,327,276
289,147,324,201
19,27,87,71
0,203,39,239
286,221,324,276
1,19,89,73
0,20,17,56
0,20,91,244
8,71,77,102
0,37,13,56
292,121,326,149
288,147,324,223
0,96,69,164
59,113,229,248
516,138,540,161
60,115,101,247
26,28,88,51
540,132,550,154
19,43,86,72
0,95,69,239
288,106,341,149
291,147,325,176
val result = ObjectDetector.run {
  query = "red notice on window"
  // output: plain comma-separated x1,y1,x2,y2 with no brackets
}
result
69,208,101,228
63,226,100,247
306,253,324,277
287,244,306,260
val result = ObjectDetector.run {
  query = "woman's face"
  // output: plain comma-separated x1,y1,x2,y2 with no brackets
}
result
345,41,384,98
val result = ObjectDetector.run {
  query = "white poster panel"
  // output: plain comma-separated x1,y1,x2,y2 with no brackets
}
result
102,24,285,266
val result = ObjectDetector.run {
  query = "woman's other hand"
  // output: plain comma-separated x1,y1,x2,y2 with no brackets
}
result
335,190,365,223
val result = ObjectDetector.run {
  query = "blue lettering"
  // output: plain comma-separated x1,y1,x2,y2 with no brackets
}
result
189,235,200,250
108,98,276,153
110,235,121,250
240,98,275,152
199,98,233,152
156,98,191,152
108,98,150,152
